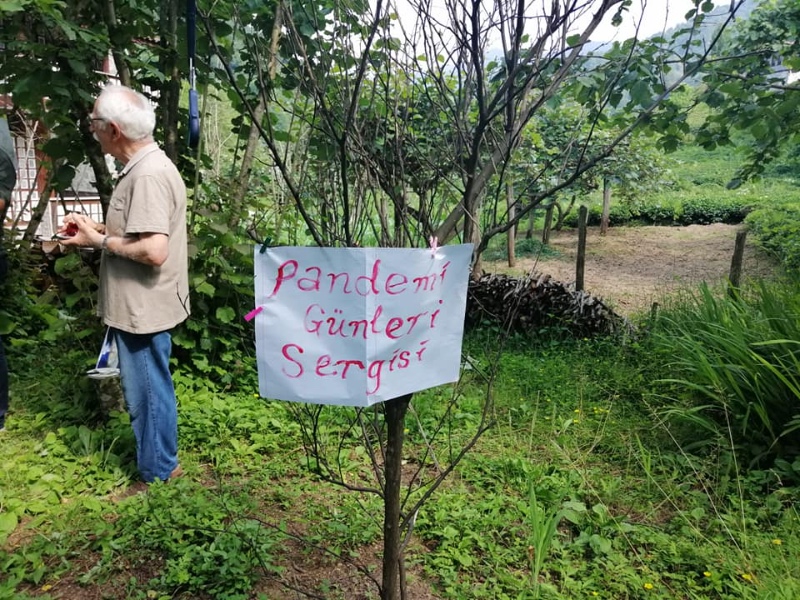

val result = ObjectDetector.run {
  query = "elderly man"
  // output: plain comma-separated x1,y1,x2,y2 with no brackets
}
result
60,85,190,484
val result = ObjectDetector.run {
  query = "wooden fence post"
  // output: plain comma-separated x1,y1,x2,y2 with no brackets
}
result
728,229,747,298
600,178,611,236
576,205,587,292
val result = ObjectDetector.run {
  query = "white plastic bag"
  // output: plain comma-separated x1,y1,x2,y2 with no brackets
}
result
86,327,120,379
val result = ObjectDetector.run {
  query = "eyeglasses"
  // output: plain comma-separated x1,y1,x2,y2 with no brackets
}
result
90,117,106,123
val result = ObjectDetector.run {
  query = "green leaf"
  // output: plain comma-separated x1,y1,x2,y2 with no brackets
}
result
54,164,76,191
589,533,612,554
0,511,19,536
215,306,236,324
0,311,15,335
66,58,88,75
0,0,31,11
629,80,651,107
195,281,216,296
566,34,582,47
41,137,73,161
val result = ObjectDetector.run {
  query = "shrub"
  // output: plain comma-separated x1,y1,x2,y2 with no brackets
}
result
677,196,752,225
483,236,560,261
172,184,261,389
561,194,751,228
633,200,680,225
561,203,641,227
651,281,800,472
746,203,800,275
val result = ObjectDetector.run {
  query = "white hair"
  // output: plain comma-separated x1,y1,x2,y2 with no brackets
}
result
95,85,156,141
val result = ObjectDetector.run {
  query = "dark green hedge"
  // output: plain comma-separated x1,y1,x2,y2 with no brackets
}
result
562,195,752,227
746,203,800,274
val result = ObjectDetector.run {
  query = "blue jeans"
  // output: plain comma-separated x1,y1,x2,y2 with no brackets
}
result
113,328,179,482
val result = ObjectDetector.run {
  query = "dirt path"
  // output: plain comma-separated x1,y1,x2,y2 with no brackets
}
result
487,224,780,317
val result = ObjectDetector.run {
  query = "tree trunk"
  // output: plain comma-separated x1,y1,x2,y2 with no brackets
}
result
377,195,391,246
600,177,611,236
541,205,553,245
230,98,266,229
21,180,53,247
159,0,181,163
82,123,114,218
555,197,574,231
381,394,412,600
103,0,132,87
506,180,515,267
469,218,483,280
526,206,535,240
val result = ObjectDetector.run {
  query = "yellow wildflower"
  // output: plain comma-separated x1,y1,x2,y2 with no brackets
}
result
772,539,782,545
741,573,753,582
703,571,712,578
643,582,654,590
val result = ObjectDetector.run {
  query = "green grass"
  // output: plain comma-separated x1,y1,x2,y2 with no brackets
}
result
483,236,562,262
649,280,800,471
2,326,800,599
3,140,800,598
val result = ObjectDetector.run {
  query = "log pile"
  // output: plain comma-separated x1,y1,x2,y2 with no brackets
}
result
466,272,629,337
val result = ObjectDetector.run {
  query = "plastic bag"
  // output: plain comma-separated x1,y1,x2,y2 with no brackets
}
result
86,327,120,379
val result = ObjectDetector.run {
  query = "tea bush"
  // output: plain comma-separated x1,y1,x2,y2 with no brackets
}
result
483,236,561,261
677,195,752,225
562,193,752,227
746,203,800,275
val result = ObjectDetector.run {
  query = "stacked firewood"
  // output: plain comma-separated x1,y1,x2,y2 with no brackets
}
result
466,272,629,337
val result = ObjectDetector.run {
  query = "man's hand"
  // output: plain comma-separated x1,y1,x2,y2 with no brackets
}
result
57,214,105,249
57,214,168,266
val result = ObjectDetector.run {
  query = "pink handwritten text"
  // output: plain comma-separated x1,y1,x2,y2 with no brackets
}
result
280,339,430,395
266,259,452,298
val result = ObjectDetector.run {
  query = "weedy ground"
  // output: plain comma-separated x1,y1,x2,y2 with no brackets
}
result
3,145,800,599
2,302,799,599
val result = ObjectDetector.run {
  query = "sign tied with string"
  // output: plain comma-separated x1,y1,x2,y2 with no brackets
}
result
251,244,473,406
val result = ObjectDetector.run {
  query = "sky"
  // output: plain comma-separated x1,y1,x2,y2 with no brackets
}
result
391,0,710,45
593,0,702,42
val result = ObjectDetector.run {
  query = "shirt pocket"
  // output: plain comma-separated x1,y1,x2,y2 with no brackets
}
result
106,193,127,235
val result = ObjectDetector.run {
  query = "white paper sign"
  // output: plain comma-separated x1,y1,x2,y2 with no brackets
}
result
253,245,473,406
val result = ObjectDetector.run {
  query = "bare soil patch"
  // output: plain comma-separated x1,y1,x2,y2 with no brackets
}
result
487,224,780,317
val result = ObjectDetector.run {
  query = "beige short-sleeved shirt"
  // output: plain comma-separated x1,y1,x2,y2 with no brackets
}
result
98,143,191,334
